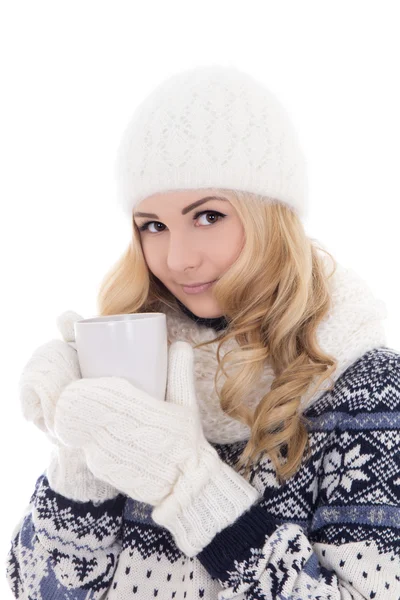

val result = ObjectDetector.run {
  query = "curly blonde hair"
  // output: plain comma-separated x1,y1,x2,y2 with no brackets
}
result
97,188,338,484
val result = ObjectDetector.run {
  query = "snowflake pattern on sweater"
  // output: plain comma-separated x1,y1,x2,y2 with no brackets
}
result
6,346,400,599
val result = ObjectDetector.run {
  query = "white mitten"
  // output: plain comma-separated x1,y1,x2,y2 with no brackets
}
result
19,310,119,503
54,341,261,555
19,311,81,441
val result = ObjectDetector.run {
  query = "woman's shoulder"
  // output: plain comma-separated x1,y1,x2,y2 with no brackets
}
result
304,346,400,420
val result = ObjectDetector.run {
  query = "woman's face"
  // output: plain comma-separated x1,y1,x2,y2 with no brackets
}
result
133,189,245,318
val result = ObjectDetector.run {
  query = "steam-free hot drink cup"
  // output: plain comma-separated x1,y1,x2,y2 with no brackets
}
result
70,313,168,402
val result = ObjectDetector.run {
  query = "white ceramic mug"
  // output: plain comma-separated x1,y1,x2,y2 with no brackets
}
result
70,313,168,402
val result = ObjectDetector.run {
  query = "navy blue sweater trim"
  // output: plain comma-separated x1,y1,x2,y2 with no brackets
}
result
197,503,277,579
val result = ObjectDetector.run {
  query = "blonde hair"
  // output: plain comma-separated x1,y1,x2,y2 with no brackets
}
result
97,189,338,484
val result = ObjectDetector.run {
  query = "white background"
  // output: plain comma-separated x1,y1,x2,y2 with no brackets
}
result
1,1,399,597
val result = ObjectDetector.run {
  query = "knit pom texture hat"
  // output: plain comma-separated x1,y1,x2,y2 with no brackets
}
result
114,64,309,219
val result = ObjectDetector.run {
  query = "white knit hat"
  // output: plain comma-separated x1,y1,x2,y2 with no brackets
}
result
114,64,309,219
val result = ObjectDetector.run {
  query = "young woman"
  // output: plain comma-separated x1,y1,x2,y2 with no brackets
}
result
7,65,400,599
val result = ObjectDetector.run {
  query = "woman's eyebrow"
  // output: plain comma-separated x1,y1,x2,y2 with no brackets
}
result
133,196,228,219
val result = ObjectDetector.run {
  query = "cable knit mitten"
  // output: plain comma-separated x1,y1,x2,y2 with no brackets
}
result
19,310,119,503
19,336,81,440
54,341,261,555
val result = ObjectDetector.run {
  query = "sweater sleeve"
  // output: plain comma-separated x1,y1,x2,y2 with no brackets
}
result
6,472,126,599
196,354,400,599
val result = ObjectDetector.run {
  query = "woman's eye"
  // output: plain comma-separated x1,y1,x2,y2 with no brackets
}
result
138,210,226,234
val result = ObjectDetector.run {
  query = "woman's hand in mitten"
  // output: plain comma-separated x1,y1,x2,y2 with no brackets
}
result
19,310,119,503
54,341,260,554
19,310,83,442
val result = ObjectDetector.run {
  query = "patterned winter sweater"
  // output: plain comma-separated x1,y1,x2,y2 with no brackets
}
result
6,345,400,599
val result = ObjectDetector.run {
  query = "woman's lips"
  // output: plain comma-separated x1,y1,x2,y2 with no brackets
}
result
182,280,217,294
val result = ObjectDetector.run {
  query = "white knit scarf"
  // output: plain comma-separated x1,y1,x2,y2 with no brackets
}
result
162,254,388,445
